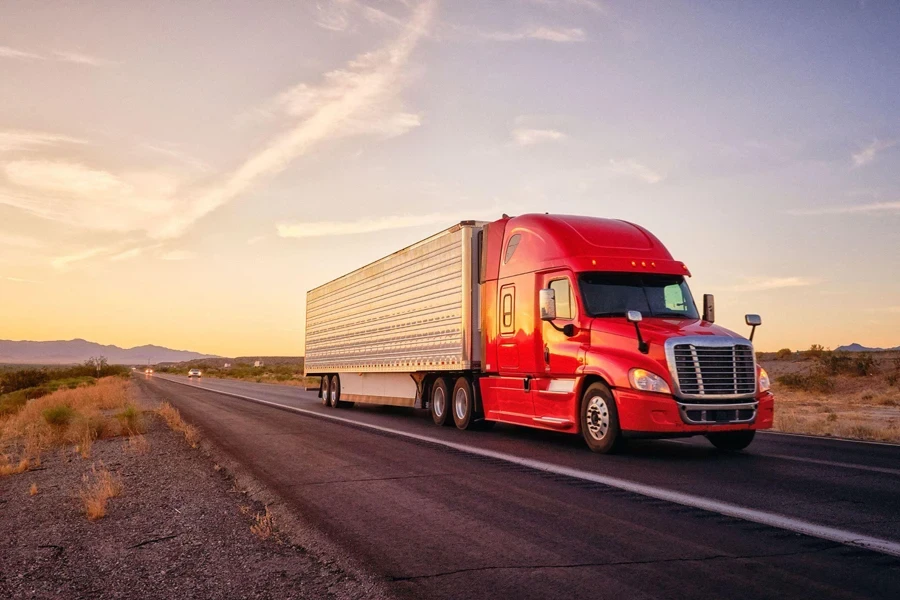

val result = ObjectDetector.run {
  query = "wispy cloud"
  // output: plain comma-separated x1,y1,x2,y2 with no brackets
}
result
277,208,501,239
0,130,86,153
528,0,606,13
852,139,896,167
3,276,41,284
0,45,43,60
0,45,117,66
481,26,586,42
314,0,406,32
109,247,144,262
159,250,196,261
0,232,44,249
608,158,663,184
141,143,210,172
728,277,820,292
784,201,900,216
51,246,114,270
53,51,119,67
512,127,566,146
152,0,435,240
247,235,266,245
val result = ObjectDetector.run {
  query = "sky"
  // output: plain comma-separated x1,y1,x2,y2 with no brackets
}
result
0,0,898,356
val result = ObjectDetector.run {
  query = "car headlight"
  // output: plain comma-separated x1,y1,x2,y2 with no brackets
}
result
628,368,672,394
758,366,771,393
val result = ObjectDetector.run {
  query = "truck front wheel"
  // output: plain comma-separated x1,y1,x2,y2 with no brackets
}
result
706,430,755,452
430,378,451,426
580,382,624,454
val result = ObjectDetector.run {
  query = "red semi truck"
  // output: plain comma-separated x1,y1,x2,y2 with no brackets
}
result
304,214,774,453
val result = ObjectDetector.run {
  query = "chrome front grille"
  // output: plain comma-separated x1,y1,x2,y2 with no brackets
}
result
665,337,757,401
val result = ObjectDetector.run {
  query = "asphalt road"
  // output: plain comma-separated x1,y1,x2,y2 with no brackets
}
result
141,374,900,599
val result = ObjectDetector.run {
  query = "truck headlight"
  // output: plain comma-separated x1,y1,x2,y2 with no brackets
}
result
628,368,671,394
758,367,771,392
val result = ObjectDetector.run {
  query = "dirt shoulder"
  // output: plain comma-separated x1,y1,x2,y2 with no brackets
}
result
0,381,380,599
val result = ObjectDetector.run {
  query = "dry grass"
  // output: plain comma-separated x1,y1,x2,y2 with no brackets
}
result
250,507,276,541
79,463,123,520
29,482,38,496
0,377,132,473
124,434,151,455
1,457,29,476
765,353,900,443
158,402,200,448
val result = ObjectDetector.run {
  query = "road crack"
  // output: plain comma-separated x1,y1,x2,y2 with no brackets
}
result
387,546,842,582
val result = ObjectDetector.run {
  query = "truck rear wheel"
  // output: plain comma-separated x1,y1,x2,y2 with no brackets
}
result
580,382,624,454
452,376,476,430
706,430,755,452
321,376,331,407
430,377,451,426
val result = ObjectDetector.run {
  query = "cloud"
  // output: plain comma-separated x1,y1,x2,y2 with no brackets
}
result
53,51,119,67
528,0,606,12
852,139,896,167
109,247,144,262
0,233,43,249
247,235,266,245
728,277,820,292
0,45,116,66
3,276,41,284
277,209,502,239
512,128,566,146
51,246,114,270
159,250,196,261
0,45,43,60
152,0,435,240
784,201,900,216
0,130,86,153
314,0,406,32
482,26,586,42
141,143,210,172
608,159,663,184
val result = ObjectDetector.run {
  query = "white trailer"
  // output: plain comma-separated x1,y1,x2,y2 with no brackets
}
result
304,221,483,408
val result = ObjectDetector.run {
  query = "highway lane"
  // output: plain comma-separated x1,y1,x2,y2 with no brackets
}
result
140,374,900,599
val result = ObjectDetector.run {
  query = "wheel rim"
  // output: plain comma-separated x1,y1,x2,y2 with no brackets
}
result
330,379,338,405
454,387,468,421
585,395,610,441
433,387,445,418
322,378,329,403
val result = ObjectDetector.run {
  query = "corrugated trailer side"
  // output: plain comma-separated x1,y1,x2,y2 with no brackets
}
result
304,221,483,406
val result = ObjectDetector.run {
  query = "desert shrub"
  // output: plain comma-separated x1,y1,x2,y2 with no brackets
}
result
776,348,793,360
0,390,29,416
776,373,835,393
42,404,75,427
0,369,50,395
853,355,877,376
116,405,145,436
887,373,899,387
79,464,122,520
807,344,826,359
818,352,876,376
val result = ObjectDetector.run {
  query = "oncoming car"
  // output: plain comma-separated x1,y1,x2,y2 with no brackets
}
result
188,369,202,378
144,368,153,376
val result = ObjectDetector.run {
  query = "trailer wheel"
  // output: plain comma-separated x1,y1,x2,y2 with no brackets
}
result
321,376,331,407
328,375,341,409
430,377,451,426
452,376,476,430
580,382,624,454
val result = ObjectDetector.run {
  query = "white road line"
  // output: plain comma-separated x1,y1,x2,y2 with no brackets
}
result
760,454,900,477
154,374,900,559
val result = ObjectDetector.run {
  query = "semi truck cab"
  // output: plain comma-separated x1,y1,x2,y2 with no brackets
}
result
478,214,774,452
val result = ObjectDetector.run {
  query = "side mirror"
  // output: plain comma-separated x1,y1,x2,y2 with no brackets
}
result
745,314,761,342
702,294,715,323
539,288,557,321
626,310,649,354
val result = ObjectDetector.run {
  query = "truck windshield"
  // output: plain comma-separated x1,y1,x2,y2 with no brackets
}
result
578,273,699,319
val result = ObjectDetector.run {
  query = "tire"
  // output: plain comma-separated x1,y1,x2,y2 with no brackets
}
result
580,382,624,454
452,376,476,430
320,376,331,407
430,378,451,426
706,430,755,452
328,375,341,409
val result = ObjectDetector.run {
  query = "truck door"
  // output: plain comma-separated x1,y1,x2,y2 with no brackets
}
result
495,282,534,417
534,272,582,421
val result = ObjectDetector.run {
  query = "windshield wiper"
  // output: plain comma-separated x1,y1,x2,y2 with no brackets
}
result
650,312,691,319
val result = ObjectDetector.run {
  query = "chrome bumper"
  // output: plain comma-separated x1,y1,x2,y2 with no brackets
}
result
677,401,758,425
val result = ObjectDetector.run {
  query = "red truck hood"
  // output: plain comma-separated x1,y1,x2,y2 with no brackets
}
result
587,317,750,368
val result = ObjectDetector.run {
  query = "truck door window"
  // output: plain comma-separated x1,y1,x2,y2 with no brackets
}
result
500,286,515,334
663,283,688,311
504,234,521,264
549,279,574,319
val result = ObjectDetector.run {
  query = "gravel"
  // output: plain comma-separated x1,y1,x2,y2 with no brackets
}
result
0,383,383,599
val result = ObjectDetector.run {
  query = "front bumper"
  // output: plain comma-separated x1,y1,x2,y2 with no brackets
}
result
614,388,774,435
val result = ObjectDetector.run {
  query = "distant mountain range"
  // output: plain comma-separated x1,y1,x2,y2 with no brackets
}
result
835,343,900,352
0,339,218,365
